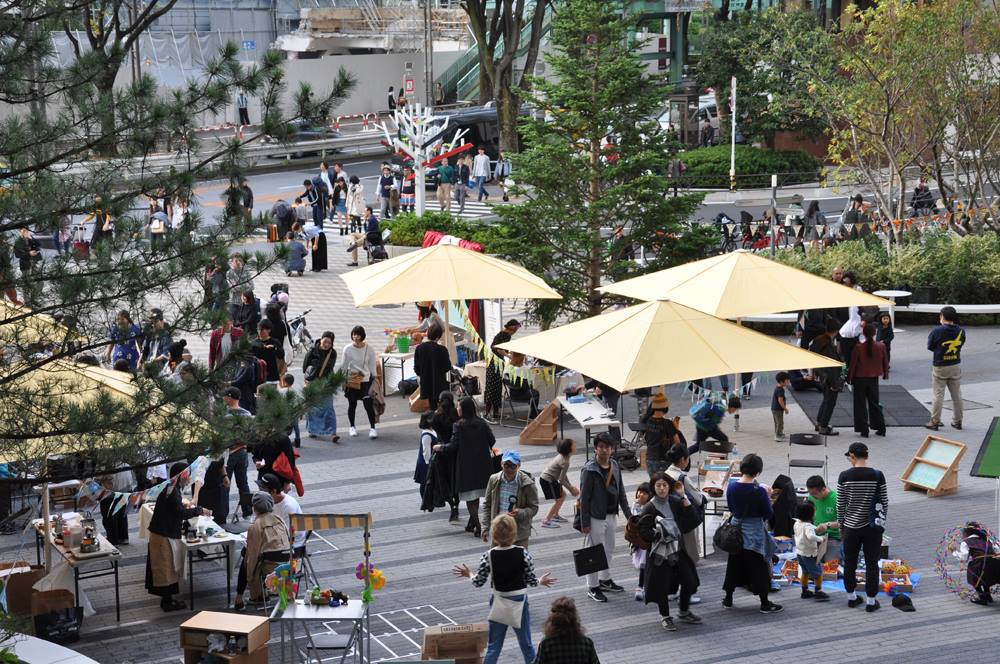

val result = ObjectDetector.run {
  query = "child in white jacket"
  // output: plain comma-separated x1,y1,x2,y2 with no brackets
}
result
794,502,830,601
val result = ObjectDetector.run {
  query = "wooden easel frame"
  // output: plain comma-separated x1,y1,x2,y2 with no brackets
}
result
901,435,967,497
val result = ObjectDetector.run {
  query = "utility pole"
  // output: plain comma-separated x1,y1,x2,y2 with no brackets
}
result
423,0,434,107
129,1,141,85
729,76,737,192
770,174,778,258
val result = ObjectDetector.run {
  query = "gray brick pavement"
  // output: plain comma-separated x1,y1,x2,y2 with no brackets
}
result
4,257,1000,662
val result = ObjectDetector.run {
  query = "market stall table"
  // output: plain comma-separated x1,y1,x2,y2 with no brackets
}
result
271,598,371,664
557,395,619,459
32,519,121,622
872,289,911,331
179,524,244,610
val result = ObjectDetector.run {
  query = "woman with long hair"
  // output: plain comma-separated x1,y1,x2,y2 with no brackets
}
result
534,597,599,664
434,396,494,538
432,390,461,521
848,322,889,437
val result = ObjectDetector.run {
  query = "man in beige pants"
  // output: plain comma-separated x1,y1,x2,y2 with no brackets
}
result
435,159,454,212
926,306,965,430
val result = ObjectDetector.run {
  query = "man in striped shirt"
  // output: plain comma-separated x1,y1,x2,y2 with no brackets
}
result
837,442,888,612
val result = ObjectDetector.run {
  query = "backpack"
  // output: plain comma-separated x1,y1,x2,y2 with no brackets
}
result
624,513,654,551
689,399,720,427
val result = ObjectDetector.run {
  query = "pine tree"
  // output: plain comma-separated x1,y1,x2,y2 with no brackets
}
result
490,0,716,325
0,6,354,481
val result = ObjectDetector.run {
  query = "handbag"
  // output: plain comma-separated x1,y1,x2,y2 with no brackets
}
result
712,514,744,554
488,592,524,628
573,543,609,577
346,345,369,390
571,500,582,532
346,372,363,390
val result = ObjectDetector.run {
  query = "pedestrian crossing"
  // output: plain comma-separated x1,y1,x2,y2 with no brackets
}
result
413,197,497,220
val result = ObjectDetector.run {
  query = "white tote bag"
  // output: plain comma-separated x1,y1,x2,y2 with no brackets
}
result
488,590,525,628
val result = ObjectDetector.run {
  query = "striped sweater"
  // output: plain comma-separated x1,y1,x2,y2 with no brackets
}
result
836,466,888,530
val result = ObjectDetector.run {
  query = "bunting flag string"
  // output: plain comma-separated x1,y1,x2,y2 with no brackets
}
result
686,376,759,403
75,453,218,515
456,301,555,387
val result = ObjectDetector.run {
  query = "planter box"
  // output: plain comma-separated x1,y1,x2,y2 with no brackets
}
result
386,244,421,258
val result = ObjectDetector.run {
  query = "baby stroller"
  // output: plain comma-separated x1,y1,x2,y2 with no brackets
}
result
364,229,388,264
449,368,480,399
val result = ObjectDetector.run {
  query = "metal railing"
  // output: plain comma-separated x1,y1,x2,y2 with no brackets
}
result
56,132,389,181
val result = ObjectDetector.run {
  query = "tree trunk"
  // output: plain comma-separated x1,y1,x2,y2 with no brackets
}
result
496,79,520,153
588,142,602,317
95,65,120,157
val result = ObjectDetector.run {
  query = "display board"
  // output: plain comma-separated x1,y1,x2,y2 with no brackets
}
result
901,435,966,497
970,416,1000,478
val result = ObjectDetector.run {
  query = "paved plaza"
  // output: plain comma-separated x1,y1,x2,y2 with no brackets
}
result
5,255,1000,664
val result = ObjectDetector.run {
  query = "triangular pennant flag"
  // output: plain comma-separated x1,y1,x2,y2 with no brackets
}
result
868,222,877,231
853,223,863,233
892,219,902,229
815,224,825,236
905,219,914,229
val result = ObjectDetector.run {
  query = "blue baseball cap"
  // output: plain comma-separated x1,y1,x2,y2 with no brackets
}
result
501,450,521,465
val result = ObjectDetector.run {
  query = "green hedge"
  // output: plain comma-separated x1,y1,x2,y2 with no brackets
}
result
383,211,497,248
679,145,820,188
772,233,1000,304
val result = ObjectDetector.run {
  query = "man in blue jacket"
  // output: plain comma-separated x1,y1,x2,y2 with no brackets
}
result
926,306,965,430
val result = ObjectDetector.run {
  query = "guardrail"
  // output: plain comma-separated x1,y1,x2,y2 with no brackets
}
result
57,131,390,181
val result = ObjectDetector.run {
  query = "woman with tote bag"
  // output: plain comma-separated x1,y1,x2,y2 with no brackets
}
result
453,514,556,664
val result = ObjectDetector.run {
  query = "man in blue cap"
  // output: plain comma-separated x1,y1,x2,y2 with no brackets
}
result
481,449,539,547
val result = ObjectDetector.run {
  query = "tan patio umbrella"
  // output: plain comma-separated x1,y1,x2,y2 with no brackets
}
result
496,300,841,393
339,243,561,361
0,359,209,571
339,243,561,306
0,300,86,347
598,249,889,319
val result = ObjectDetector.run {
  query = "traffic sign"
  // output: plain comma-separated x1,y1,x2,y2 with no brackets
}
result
242,40,256,51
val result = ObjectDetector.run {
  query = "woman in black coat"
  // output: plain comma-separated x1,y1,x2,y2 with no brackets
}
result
434,396,495,538
428,391,461,521
413,324,452,411
640,472,702,632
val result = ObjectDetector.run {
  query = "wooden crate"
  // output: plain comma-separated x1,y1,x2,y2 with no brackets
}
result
422,623,488,664
881,573,913,593
520,401,558,445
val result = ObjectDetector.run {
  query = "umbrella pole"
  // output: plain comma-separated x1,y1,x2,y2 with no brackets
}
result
42,482,52,573
443,301,458,365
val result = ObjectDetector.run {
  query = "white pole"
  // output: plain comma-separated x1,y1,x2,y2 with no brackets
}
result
416,165,426,217
42,482,52,572
729,76,737,192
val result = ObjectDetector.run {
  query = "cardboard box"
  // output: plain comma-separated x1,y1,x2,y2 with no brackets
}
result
422,623,488,664
2,562,46,617
180,611,269,664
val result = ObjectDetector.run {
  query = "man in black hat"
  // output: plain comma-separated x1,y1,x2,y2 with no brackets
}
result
837,442,888,612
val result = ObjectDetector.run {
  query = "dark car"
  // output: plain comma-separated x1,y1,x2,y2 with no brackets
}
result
265,121,342,158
